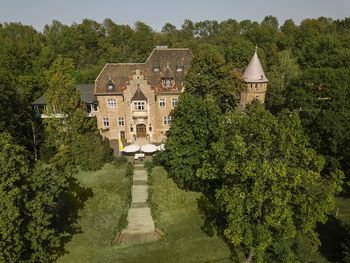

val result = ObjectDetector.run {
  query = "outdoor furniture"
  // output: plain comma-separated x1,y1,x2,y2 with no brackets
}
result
134,153,145,160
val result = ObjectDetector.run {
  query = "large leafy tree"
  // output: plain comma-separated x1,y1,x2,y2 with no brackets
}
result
0,133,30,262
184,47,244,112
164,103,343,262
163,93,222,190
265,49,301,114
44,56,91,148
0,132,81,262
283,67,350,179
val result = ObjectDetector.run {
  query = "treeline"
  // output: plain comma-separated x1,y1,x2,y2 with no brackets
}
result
1,16,350,176
1,15,350,261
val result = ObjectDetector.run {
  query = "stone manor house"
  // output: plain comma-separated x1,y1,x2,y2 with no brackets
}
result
33,46,268,146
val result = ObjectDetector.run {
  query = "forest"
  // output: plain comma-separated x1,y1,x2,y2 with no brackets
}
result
1,16,350,262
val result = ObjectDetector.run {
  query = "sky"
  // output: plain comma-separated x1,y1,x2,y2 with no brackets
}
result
0,0,349,31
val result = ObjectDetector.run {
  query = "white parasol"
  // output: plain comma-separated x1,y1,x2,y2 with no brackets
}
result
123,144,141,153
141,144,158,153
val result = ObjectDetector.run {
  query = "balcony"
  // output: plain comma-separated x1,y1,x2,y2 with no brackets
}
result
132,110,148,119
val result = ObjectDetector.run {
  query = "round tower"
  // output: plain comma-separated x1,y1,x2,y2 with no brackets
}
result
240,47,268,107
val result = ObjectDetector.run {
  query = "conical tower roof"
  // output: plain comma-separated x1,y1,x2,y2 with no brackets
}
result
242,48,268,83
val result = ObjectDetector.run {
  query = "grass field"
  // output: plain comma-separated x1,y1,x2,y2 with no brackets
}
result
59,164,232,263
334,196,350,224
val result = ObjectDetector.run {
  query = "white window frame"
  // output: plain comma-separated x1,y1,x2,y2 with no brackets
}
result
159,98,165,107
163,115,171,125
165,79,171,88
171,98,178,107
103,117,110,127
118,117,125,126
107,99,117,108
133,101,146,111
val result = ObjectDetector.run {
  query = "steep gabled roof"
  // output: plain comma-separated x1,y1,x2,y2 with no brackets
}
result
32,84,96,105
95,47,193,94
242,49,268,83
161,66,175,79
131,86,147,101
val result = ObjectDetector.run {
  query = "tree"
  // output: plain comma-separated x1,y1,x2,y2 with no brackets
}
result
265,49,300,113
163,93,222,190
161,23,177,34
184,47,243,112
25,161,71,262
0,132,29,262
163,103,343,262
283,67,350,179
44,56,84,147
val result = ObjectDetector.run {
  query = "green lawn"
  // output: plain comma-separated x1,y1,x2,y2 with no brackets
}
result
59,165,232,263
334,196,350,224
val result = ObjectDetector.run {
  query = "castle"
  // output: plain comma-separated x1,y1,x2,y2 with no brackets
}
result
33,46,268,146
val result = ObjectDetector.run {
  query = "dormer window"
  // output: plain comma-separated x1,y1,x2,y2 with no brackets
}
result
164,79,172,88
161,66,175,89
176,65,183,72
107,78,115,91
153,67,160,72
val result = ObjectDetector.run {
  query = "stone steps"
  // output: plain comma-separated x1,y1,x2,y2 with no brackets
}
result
131,185,148,203
122,165,156,236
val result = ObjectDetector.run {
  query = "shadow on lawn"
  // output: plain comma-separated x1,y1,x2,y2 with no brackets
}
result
317,215,350,262
55,176,94,257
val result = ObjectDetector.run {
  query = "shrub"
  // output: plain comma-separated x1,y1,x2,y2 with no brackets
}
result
39,142,57,163
71,133,113,171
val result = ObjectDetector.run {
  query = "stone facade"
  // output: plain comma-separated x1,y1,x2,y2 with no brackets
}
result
240,48,269,107
94,47,193,144
94,47,268,144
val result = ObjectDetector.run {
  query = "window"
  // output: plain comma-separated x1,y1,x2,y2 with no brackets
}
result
34,105,45,115
130,126,134,132
153,67,160,72
159,98,165,107
133,101,146,111
103,118,110,127
107,79,114,91
86,104,93,113
118,117,125,126
171,98,178,107
93,104,98,111
163,115,171,125
107,99,117,108
165,79,171,88
149,126,152,132
176,66,183,72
